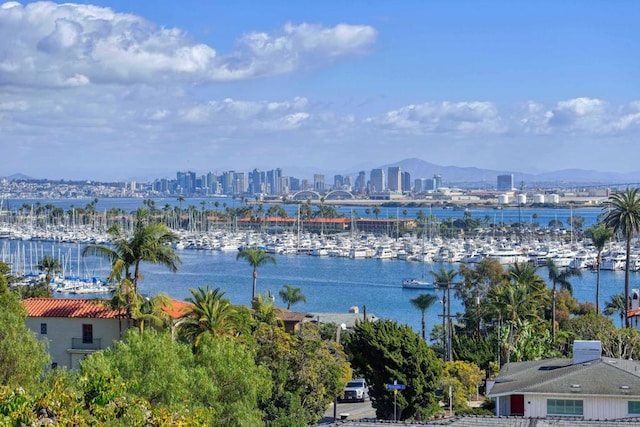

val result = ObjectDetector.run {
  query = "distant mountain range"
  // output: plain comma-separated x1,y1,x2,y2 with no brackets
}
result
5,159,640,186
375,158,640,186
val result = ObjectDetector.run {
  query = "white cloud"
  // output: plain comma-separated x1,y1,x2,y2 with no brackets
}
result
516,97,640,135
366,101,506,135
0,2,377,88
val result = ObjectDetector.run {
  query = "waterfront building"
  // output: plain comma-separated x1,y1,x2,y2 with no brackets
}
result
549,194,560,204
497,174,514,191
498,194,510,204
533,194,545,204
370,169,385,193
517,194,527,205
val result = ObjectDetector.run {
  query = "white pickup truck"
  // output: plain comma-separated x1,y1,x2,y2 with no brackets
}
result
340,379,370,403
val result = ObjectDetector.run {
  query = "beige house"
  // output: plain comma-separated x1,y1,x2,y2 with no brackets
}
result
23,298,129,370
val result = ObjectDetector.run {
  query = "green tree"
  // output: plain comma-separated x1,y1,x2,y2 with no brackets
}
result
278,284,307,310
236,247,276,302
458,258,506,335
254,322,350,426
602,188,640,327
604,293,628,328
83,208,181,294
346,319,443,421
177,286,245,347
586,224,615,313
441,360,483,410
35,255,61,285
410,293,438,340
0,277,50,391
546,259,582,341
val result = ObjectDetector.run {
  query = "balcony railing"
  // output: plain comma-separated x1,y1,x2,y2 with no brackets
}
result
71,338,101,350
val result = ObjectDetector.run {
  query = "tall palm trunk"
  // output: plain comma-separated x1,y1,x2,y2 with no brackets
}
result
596,251,602,314
252,267,258,301
625,236,631,328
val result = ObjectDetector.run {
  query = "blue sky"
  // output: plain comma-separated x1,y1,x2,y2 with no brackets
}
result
1,1,639,181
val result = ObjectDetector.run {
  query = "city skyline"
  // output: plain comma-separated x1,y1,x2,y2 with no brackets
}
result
2,1,640,181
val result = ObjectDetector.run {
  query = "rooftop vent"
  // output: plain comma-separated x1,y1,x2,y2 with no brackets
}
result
573,340,602,365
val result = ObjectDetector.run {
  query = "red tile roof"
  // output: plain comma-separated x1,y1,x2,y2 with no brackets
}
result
23,298,126,319
162,299,193,319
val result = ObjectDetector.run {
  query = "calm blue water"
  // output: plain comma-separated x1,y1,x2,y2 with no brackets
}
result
3,239,636,334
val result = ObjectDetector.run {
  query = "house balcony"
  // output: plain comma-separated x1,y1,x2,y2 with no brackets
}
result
71,338,102,351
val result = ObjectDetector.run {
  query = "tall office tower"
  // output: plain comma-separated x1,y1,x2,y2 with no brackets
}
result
300,179,310,190
206,172,217,195
333,175,344,190
289,177,300,192
266,168,282,195
221,171,234,195
387,166,401,192
314,174,325,192
354,171,366,194
401,171,411,192
370,168,385,192
414,178,423,193
249,169,266,195
497,174,515,191
424,178,436,191
176,171,196,195
279,176,290,194
232,172,247,194
433,174,442,190
344,175,352,190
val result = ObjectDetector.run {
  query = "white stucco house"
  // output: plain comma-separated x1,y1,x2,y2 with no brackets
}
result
487,341,640,420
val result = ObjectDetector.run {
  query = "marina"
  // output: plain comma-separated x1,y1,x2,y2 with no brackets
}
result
1,197,638,334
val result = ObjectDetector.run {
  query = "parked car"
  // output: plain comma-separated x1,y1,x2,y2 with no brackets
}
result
340,379,369,402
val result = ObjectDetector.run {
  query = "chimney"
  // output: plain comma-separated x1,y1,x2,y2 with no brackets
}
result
632,289,640,310
573,340,602,365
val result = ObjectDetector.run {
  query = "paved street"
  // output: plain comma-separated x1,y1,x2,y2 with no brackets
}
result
318,399,377,424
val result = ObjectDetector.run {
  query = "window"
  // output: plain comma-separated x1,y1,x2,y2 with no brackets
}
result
547,399,583,416
40,323,47,334
629,401,640,415
82,324,93,344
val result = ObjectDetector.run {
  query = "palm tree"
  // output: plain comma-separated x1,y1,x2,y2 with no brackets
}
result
604,293,628,328
133,292,173,335
278,284,307,310
36,255,61,285
252,292,284,327
602,188,640,327
177,286,243,347
82,208,181,294
410,293,438,340
236,247,276,302
431,268,458,361
546,259,582,341
586,224,615,313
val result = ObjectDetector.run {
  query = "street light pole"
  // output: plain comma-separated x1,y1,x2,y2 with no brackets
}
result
333,323,346,422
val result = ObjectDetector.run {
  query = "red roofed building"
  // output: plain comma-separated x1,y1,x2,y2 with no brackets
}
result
23,297,192,369
23,298,129,369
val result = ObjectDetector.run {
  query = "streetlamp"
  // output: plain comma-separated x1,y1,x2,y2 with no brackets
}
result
333,323,347,422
